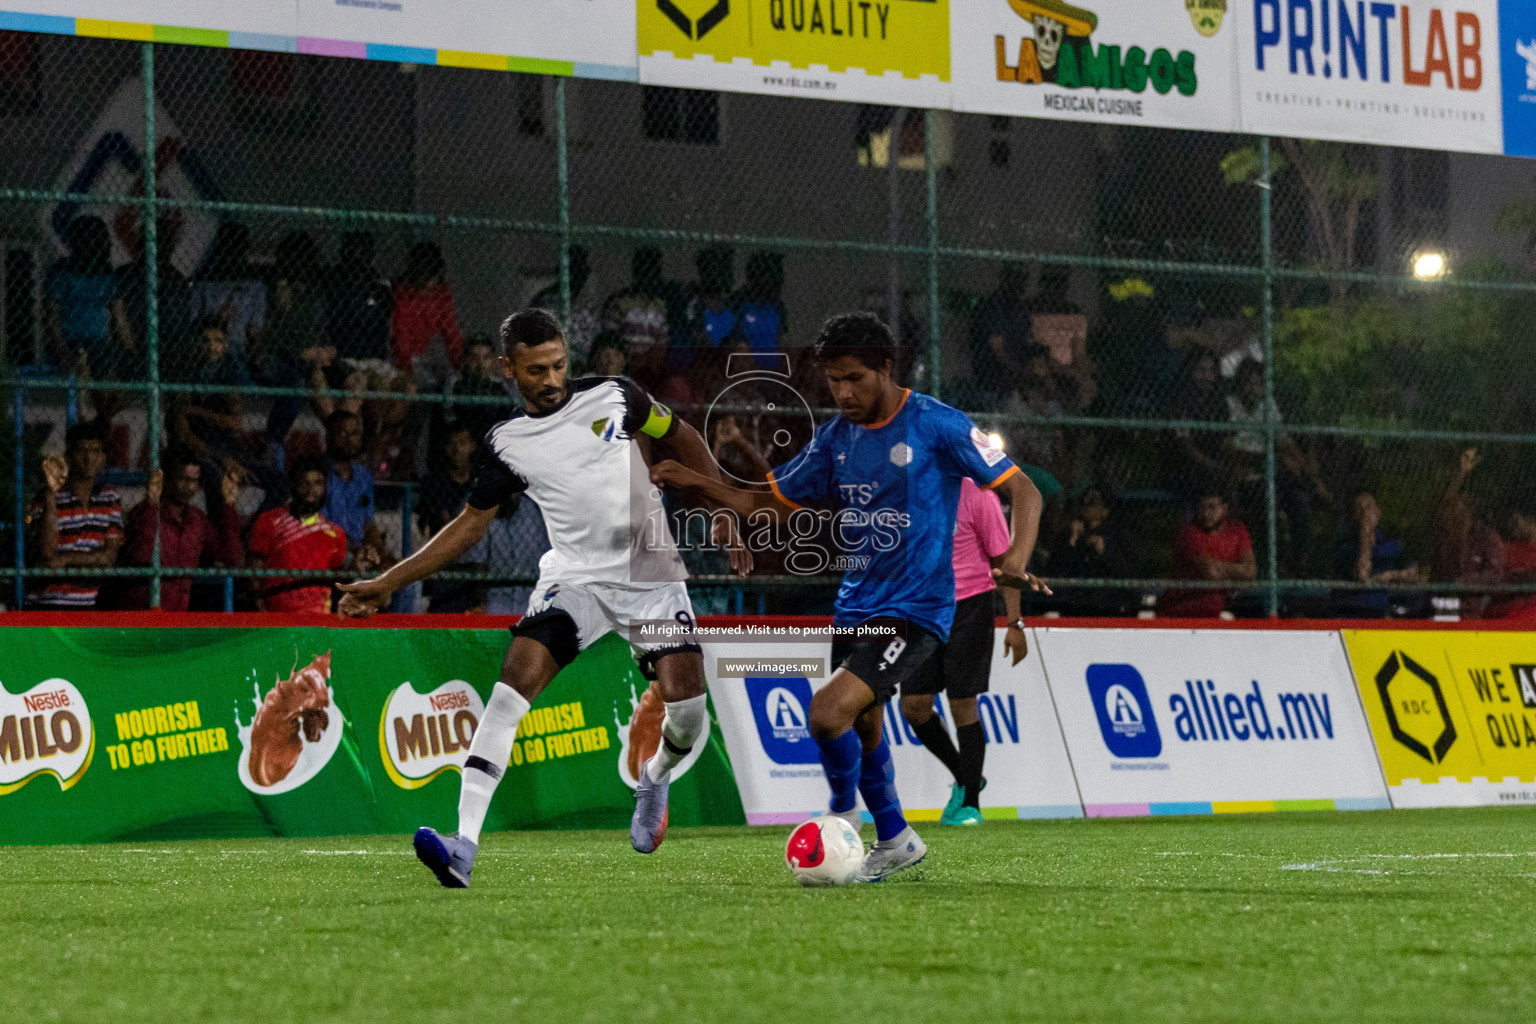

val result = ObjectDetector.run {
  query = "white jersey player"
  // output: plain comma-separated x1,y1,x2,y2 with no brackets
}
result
339,308,745,887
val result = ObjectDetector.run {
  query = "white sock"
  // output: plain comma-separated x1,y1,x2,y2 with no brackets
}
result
644,694,708,783
456,682,530,846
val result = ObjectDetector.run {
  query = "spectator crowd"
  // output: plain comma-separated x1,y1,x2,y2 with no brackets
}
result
22,223,811,614
20,225,1530,621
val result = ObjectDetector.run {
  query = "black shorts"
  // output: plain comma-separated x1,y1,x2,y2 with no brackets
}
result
903,590,997,701
830,617,943,705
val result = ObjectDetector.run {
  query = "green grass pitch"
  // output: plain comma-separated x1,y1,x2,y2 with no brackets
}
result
5,807,1533,1023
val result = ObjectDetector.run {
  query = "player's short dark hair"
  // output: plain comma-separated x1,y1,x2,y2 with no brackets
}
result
812,312,896,372
500,308,564,354
288,453,329,486
64,419,106,452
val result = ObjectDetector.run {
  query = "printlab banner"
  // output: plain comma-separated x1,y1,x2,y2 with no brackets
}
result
1236,0,1507,155
0,628,743,846
637,0,952,106
1037,628,1390,816
1341,629,1536,808
951,0,1241,130
704,633,1083,825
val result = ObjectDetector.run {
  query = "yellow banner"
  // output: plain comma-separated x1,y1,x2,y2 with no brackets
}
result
1342,630,1536,791
638,0,949,81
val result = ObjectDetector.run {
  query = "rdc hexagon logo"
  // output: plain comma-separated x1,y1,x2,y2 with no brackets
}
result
1376,650,1456,764
658,0,730,39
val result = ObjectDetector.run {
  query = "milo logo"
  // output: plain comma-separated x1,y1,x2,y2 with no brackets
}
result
379,681,485,790
995,0,1198,96
0,679,94,794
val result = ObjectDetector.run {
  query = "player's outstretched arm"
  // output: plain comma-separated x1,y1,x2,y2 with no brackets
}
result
336,503,497,618
990,470,1052,595
662,420,753,576
650,460,786,519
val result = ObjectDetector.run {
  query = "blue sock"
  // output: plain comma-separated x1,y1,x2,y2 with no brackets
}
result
859,739,908,843
816,729,862,814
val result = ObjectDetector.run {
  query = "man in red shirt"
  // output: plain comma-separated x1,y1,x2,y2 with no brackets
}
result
247,455,348,614
391,242,462,383
116,449,244,610
1162,488,1256,618
1488,493,1536,621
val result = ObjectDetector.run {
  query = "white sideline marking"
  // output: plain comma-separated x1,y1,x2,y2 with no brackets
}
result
1283,852,1536,874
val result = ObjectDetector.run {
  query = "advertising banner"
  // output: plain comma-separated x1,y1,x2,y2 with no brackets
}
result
1502,0,1536,156
636,0,952,106
1036,628,1389,816
0,1,636,79
1235,0,1506,154
0,627,743,846
951,0,1240,130
1341,629,1536,808
293,0,637,77
705,631,1083,826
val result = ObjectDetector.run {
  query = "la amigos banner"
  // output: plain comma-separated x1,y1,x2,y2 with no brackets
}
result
952,0,1241,131
0,625,743,846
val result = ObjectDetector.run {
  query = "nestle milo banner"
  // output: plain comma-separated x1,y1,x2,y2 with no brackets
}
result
951,0,1240,129
0,626,743,846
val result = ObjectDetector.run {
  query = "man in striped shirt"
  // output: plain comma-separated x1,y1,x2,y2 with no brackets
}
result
27,420,123,609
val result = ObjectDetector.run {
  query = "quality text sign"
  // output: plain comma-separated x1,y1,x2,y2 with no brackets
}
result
1341,630,1536,807
1037,628,1389,816
951,0,1240,130
637,0,952,106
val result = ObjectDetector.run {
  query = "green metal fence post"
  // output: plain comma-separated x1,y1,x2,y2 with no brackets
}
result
924,108,940,400
12,383,23,611
1260,136,1278,617
143,42,162,609
555,76,571,328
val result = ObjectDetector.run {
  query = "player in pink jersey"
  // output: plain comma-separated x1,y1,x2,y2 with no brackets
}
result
899,476,1028,826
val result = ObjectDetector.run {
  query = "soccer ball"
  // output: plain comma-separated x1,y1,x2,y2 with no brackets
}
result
785,817,864,887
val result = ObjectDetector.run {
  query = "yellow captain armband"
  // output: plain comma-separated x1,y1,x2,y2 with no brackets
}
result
639,402,674,439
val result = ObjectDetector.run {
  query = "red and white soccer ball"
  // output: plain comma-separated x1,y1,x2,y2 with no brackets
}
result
785,817,863,887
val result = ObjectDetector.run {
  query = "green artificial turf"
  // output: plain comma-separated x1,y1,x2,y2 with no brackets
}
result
4,807,1533,1023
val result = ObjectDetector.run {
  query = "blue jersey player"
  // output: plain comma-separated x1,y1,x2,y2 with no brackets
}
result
650,312,1048,881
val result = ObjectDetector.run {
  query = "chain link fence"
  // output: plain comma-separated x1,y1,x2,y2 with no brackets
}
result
3,35,1536,617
